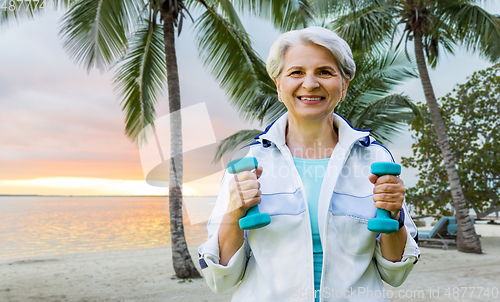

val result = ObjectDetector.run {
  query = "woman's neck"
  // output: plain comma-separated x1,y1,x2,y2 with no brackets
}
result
285,114,339,159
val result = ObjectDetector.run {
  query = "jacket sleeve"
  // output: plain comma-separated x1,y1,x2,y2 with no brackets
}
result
373,202,420,287
198,169,250,294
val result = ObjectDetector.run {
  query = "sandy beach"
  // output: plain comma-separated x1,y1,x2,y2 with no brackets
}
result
1,222,498,302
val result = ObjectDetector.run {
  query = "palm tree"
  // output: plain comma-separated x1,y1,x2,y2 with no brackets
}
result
212,48,421,161
316,0,500,253
59,0,270,279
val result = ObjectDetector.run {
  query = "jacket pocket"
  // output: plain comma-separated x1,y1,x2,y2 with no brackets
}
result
259,189,306,216
342,217,376,255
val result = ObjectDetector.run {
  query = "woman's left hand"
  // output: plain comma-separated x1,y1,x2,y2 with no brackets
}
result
368,174,406,219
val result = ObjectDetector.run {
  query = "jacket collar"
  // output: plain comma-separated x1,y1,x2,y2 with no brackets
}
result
255,112,372,149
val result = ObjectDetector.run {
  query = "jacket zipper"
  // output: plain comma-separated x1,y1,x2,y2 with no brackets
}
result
276,143,316,302
317,142,358,302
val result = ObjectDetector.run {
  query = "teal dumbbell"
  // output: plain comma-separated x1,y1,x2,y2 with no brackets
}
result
367,162,401,234
227,157,271,230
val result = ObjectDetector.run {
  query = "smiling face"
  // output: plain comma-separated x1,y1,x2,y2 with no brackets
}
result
274,43,348,121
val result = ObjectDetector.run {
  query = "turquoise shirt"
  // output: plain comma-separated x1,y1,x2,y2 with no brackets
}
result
293,157,330,300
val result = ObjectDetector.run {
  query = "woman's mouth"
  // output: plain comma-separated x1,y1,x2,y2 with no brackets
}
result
298,96,324,104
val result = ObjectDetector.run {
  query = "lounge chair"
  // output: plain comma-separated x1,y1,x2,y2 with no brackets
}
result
418,216,476,249
418,216,456,249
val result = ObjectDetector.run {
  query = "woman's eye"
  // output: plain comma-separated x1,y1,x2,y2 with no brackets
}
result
319,70,332,75
290,70,302,75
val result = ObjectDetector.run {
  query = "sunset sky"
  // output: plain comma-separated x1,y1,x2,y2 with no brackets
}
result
1,4,499,196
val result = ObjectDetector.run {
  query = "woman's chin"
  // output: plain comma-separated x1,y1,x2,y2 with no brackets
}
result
291,109,332,121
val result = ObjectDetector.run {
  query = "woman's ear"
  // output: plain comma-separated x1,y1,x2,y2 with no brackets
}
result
274,78,282,102
342,79,350,100
273,77,281,93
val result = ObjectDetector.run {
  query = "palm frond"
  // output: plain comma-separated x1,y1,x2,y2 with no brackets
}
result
312,0,379,18
333,49,418,144
360,48,418,87
348,94,421,144
327,0,397,54
422,13,457,67
113,21,166,145
194,6,276,124
440,1,500,62
213,129,263,163
59,0,140,73
337,48,417,118
247,94,288,125
232,0,315,31
200,0,247,34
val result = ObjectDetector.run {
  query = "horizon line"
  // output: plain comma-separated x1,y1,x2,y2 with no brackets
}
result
0,194,218,198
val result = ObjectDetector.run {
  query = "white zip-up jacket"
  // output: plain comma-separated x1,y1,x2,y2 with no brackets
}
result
199,113,420,301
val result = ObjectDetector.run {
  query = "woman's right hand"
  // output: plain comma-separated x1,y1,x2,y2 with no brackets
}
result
218,166,263,266
226,166,263,219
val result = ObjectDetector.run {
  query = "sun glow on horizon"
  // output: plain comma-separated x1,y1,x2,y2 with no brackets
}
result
0,177,199,196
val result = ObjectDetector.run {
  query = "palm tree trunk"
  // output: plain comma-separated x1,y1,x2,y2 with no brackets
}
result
161,11,202,278
413,31,482,254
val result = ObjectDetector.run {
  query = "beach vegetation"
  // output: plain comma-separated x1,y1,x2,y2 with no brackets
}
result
402,63,500,221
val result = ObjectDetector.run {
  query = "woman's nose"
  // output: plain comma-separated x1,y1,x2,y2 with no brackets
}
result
302,74,319,91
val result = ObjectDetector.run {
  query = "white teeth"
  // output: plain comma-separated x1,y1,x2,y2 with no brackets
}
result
300,97,322,101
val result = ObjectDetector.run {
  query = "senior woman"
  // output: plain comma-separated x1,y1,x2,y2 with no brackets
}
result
199,27,420,302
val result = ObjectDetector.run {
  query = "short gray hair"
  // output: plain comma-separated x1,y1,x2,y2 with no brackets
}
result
266,26,356,81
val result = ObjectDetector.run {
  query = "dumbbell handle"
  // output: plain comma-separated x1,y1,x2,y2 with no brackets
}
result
227,157,271,230
367,162,401,234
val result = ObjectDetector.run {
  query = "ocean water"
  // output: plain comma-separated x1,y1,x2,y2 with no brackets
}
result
0,196,215,260
2,196,493,261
